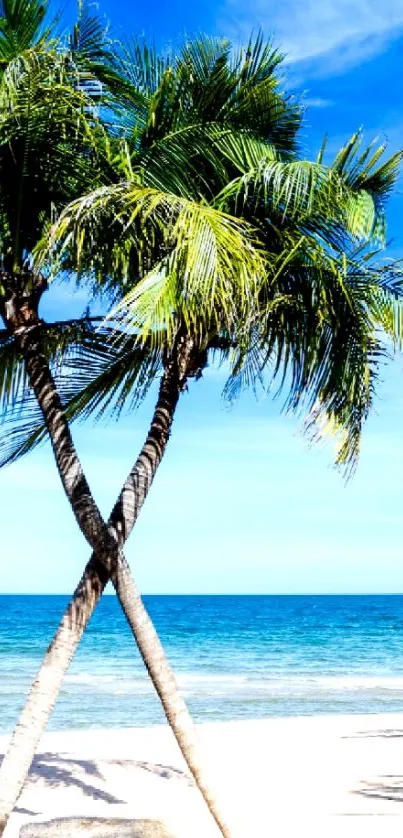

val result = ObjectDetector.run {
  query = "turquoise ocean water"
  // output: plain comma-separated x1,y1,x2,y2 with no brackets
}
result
2,594,403,732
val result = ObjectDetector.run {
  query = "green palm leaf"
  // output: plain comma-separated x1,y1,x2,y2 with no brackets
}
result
0,45,110,269
41,184,266,342
1,26,401,478
0,322,162,466
0,0,51,69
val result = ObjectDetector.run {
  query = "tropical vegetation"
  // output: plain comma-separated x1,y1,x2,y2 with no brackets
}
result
0,1,401,836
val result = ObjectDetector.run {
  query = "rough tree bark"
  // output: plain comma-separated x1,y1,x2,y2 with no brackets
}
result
0,284,233,838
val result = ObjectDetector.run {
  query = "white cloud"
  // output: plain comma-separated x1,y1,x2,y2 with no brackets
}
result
304,98,334,108
217,0,403,74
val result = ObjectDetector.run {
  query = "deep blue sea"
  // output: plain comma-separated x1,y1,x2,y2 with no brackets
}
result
2,594,403,731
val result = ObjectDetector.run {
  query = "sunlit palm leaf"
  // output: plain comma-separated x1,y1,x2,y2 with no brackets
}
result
41,184,266,343
1,24,402,479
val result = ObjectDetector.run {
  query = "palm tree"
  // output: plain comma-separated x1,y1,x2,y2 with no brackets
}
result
0,12,267,837
0,20,401,838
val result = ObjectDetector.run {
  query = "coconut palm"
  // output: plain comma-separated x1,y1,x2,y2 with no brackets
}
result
0,13,269,837
0,19,401,838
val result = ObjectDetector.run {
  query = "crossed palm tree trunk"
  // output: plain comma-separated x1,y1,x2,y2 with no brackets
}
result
0,304,232,838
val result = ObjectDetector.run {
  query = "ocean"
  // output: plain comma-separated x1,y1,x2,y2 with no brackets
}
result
1,594,403,732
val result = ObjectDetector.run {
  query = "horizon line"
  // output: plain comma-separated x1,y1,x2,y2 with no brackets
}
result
1,591,403,597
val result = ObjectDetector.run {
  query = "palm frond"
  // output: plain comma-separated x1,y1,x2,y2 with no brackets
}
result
228,246,403,471
61,331,162,422
69,2,109,64
0,0,52,68
66,2,136,109
0,45,110,266
40,184,266,344
0,323,162,466
0,21,398,480
175,33,301,151
0,327,28,412
330,133,402,246
0,316,100,465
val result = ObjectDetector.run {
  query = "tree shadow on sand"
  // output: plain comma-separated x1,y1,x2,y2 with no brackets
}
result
355,776,403,803
111,760,191,784
343,729,403,739
0,752,192,810
30,755,125,804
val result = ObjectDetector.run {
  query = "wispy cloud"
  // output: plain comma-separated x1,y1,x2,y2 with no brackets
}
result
304,97,334,109
217,0,403,75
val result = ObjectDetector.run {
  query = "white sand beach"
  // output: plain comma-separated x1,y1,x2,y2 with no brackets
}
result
3,713,403,837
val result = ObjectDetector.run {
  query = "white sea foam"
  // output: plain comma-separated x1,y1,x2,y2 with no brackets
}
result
65,674,119,685
178,674,248,684
62,671,403,696
302,675,403,692
6,595,403,730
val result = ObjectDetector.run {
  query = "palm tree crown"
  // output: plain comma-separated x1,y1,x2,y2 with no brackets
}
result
0,22,402,474
0,15,402,838
38,35,403,470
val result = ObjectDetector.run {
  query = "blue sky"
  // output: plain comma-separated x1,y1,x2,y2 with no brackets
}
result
1,0,403,593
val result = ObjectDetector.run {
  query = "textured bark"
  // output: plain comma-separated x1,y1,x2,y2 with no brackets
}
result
0,555,109,835
114,562,231,838
15,324,109,553
0,324,233,838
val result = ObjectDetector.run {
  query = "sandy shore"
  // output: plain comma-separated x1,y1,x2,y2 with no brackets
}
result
3,713,403,837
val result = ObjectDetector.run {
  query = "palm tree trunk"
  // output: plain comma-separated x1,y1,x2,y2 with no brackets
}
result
14,323,109,552
114,560,231,837
0,554,109,835
0,329,233,838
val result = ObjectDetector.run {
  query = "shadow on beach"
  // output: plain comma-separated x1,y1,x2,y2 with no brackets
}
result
0,751,192,812
343,729,403,739
356,776,403,803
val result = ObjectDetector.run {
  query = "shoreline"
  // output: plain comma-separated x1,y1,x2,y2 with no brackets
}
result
3,712,403,836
